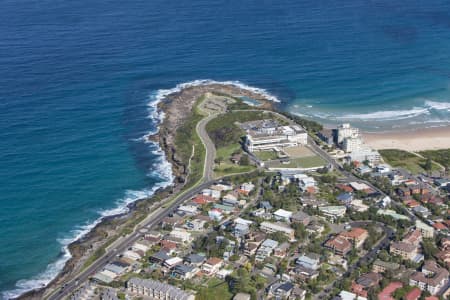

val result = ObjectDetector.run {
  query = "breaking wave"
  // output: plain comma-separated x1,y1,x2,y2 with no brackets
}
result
300,99,450,124
4,79,277,299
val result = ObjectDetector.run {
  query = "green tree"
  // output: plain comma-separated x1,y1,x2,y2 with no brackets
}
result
239,155,250,166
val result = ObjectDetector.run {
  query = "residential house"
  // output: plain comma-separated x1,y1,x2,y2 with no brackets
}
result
131,240,151,253
201,257,223,275
233,223,250,238
222,196,239,207
202,188,221,200
337,193,353,205
413,205,431,218
378,282,403,300
171,264,198,280
405,288,421,300
149,250,171,264
291,265,319,281
291,211,310,225
259,201,273,212
416,220,434,238
267,281,295,299
208,208,223,221
163,257,183,269
185,218,207,231
296,253,321,271
291,287,307,300
340,227,369,248
122,250,142,261
274,242,290,258
319,206,346,220
273,209,293,222
161,216,183,228
390,241,420,262
256,239,279,262
372,259,400,274
240,182,255,194
260,221,295,241
338,290,367,300
298,176,316,192
192,194,215,205
184,253,206,267
244,242,259,257
177,205,199,216
169,228,192,243
160,240,178,254
325,236,352,256
355,272,382,290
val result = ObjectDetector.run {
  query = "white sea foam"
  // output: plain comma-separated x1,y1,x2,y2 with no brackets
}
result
425,100,450,112
338,107,430,121
2,81,183,300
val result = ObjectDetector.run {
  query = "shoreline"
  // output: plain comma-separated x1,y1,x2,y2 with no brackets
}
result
363,125,450,152
10,80,448,299
12,80,277,300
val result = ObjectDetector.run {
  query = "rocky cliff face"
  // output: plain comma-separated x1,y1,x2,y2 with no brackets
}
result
18,83,276,300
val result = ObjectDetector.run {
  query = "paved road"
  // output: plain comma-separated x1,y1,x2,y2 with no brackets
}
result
313,221,395,300
196,113,218,182
48,113,220,300
48,180,214,300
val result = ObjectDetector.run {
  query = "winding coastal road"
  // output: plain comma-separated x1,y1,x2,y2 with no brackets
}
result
196,113,218,182
46,112,220,300
45,105,410,300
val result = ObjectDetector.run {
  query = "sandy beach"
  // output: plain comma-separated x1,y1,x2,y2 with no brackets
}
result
364,126,450,152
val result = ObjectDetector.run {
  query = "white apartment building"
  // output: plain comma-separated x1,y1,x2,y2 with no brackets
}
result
343,137,362,153
127,277,195,300
243,120,308,152
260,221,295,240
337,123,360,144
410,261,449,295
348,147,381,164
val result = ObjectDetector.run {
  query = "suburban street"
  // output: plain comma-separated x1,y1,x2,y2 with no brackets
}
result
313,221,395,300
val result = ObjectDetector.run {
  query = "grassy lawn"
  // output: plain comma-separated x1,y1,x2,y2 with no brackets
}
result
214,143,256,177
216,143,242,159
254,150,278,161
214,164,256,177
419,149,450,170
174,97,207,188
196,278,233,300
266,155,326,169
380,149,441,174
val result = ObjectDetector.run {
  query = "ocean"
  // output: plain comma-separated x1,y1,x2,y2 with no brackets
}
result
1,0,450,297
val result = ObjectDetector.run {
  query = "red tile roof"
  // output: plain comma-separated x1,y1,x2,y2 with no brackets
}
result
433,222,447,230
404,199,420,208
340,227,368,239
192,194,215,204
378,282,403,300
405,287,421,300
336,184,353,193
205,257,223,265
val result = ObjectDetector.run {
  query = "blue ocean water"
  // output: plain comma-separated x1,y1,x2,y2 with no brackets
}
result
1,0,450,297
